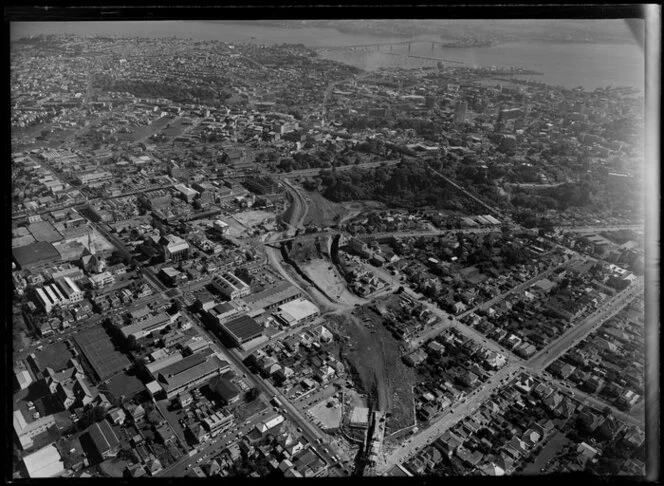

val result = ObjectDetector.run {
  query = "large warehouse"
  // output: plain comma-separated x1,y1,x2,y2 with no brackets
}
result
274,298,320,327
243,281,303,311
73,327,131,381
156,349,230,399
218,314,264,347
12,241,61,271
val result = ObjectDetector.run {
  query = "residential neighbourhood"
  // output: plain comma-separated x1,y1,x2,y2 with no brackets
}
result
10,18,652,479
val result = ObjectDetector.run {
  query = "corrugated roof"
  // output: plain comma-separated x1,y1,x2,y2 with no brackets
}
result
220,315,263,342
23,444,64,478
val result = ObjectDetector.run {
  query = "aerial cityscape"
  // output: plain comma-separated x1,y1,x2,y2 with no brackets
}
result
9,18,654,480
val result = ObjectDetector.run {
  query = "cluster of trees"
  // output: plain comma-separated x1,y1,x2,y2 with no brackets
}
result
277,149,362,172
94,78,230,105
340,116,440,141
510,182,593,212
317,161,476,211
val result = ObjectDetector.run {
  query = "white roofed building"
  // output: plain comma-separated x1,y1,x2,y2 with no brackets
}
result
255,414,285,434
22,444,65,478
274,298,319,327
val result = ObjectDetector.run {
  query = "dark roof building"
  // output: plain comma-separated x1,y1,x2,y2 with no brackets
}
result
27,221,63,243
218,315,264,346
13,241,61,270
209,375,241,404
88,420,120,459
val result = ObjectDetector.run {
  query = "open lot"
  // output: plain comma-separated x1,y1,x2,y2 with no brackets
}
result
102,371,145,402
308,398,343,430
99,458,131,478
233,210,276,229
522,430,572,474
64,227,115,253
301,259,366,307
229,396,269,422
220,216,247,238
161,118,187,138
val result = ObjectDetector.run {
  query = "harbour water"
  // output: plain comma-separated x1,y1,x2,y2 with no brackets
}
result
11,20,644,91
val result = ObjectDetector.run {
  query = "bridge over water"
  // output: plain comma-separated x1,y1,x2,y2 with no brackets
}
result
317,40,467,64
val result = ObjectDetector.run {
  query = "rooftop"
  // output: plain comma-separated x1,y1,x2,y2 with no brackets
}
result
22,444,64,478
13,241,60,268
243,281,302,309
27,221,63,243
277,298,319,322
220,314,264,342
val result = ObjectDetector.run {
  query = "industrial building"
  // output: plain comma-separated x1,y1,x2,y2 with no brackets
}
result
211,272,251,300
217,314,264,347
173,183,199,203
121,312,171,340
243,281,303,312
156,349,230,399
274,298,320,327
12,241,61,271
21,444,65,478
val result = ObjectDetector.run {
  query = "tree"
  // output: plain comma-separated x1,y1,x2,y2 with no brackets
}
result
126,335,139,351
246,387,261,402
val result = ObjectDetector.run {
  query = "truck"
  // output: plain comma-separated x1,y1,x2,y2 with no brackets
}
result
271,396,282,408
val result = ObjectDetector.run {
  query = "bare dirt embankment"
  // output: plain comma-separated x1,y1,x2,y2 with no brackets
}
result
328,310,416,435
301,259,367,308
303,190,385,228
284,235,367,308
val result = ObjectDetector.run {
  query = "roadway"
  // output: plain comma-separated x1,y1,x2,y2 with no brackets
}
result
527,279,644,372
375,362,523,474
427,166,503,217
278,159,401,179
555,224,644,234
281,179,308,231
373,277,643,474
141,263,350,473
355,226,502,241
540,372,642,427
158,406,277,477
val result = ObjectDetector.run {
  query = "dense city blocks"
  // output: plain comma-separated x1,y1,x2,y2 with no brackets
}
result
10,19,651,480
